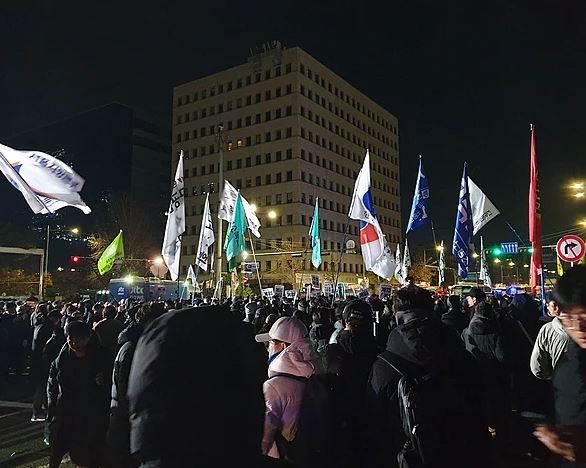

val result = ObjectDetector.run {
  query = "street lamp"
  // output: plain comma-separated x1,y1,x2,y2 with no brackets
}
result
152,256,164,265
267,210,277,220
71,227,80,234
242,250,249,260
44,225,81,278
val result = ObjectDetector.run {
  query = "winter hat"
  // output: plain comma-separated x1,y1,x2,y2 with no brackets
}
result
466,287,486,303
255,316,307,344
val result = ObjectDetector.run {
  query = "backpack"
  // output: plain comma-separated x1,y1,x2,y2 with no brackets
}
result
269,372,338,467
377,352,487,468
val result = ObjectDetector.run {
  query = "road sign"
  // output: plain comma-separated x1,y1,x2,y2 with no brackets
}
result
244,262,259,271
501,242,519,254
556,235,586,263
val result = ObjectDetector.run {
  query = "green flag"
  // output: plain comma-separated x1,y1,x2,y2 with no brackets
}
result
224,193,247,271
98,230,125,275
309,197,321,268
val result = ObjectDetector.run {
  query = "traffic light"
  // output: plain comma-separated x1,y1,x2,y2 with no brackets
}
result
69,255,81,266
492,247,503,256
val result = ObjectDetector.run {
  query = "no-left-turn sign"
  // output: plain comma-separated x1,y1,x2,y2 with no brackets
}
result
556,235,586,263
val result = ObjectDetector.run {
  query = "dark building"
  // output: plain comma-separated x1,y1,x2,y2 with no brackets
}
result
2,102,170,268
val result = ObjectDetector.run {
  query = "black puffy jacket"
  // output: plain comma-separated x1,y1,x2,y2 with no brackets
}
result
127,305,267,468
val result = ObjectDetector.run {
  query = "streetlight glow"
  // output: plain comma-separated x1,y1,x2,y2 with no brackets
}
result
71,227,80,234
571,182,585,190
472,252,479,259
242,250,249,260
124,275,134,284
435,245,444,252
249,203,257,212
152,256,164,265
268,210,277,220
494,258,501,264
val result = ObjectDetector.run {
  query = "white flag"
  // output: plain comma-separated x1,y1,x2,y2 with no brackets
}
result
196,193,215,272
479,236,492,288
162,151,186,281
394,243,403,284
370,236,396,279
0,142,91,214
187,264,197,284
438,240,446,285
218,180,261,237
469,177,500,235
401,239,411,284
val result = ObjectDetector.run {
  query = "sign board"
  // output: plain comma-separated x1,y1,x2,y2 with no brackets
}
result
336,283,347,300
379,284,392,300
285,289,295,299
244,262,259,271
556,235,586,263
273,284,284,298
311,274,320,289
501,242,519,255
262,287,274,299
358,289,369,299
323,281,334,295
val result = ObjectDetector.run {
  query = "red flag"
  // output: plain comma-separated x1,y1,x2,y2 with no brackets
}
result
529,124,542,294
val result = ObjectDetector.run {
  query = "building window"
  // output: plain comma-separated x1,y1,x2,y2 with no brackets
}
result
245,157,251,167
237,139,243,148
255,154,261,164
265,195,272,205
266,261,272,271
286,171,292,181
265,174,271,184
287,214,293,225
265,153,271,163
255,176,261,186
227,161,232,170
276,194,282,204
276,173,282,183
286,192,293,203
286,149,292,159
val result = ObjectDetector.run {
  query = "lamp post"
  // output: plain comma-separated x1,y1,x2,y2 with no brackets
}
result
44,225,81,277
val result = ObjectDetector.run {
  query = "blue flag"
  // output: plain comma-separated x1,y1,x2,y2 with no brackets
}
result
452,163,473,279
309,198,321,268
406,157,430,234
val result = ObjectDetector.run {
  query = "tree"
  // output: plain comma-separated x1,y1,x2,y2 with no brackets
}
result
408,261,435,285
0,268,40,297
87,195,161,286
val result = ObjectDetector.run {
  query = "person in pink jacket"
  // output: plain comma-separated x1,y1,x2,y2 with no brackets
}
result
255,317,315,460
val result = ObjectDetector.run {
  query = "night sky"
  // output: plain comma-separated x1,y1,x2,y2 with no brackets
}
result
1,0,585,251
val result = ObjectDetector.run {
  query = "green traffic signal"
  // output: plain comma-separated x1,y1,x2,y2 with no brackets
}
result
492,247,503,256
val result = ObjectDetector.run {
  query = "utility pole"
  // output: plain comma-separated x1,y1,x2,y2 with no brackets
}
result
215,125,225,297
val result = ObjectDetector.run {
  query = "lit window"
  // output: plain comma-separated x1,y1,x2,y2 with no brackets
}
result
227,142,233,151
237,139,243,148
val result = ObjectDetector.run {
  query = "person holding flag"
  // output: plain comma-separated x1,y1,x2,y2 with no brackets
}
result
162,151,186,281
452,163,474,279
309,197,321,268
348,150,395,279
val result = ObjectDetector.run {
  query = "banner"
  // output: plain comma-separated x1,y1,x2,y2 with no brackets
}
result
195,193,215,272
0,142,91,214
406,156,430,233
529,124,542,294
452,163,473,279
468,177,500,235
218,180,261,237
162,152,186,281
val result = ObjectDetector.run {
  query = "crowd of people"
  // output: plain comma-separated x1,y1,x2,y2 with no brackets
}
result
0,266,585,467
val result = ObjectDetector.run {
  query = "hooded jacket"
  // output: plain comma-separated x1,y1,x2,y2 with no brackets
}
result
462,310,506,364
367,310,487,468
262,339,315,458
530,317,570,379
553,340,586,426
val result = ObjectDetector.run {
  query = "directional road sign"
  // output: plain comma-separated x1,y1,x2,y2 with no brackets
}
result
556,235,586,263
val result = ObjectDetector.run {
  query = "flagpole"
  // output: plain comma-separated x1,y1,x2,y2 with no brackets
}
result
430,220,438,247
247,228,263,295
331,220,351,307
215,125,225,300
296,243,310,299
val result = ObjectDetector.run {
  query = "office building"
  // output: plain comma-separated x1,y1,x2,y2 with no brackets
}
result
173,43,401,290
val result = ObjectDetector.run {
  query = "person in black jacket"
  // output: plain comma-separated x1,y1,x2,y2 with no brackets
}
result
47,321,113,468
127,305,271,468
367,286,488,468
106,303,159,468
461,288,509,444
441,295,469,334
535,266,586,466
31,309,62,421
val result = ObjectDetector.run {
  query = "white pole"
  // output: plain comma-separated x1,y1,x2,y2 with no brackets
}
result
248,229,263,295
